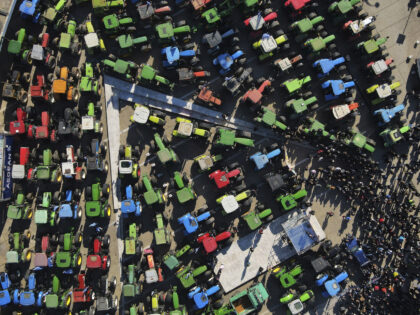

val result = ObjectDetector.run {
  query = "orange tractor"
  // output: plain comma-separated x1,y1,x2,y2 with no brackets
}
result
52,66,80,103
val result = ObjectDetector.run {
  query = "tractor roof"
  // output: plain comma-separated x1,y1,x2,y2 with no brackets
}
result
85,200,101,217
156,22,175,39
350,132,367,148
125,239,136,255
6,251,19,264
297,18,313,33
218,129,235,145
154,227,169,245
114,59,131,74
144,190,159,205
35,209,48,224
59,204,73,218
55,252,71,268
52,79,67,94
123,284,136,297
243,212,262,230
7,205,23,219
261,109,276,125
59,33,72,49
139,65,156,80
34,253,48,267
7,40,21,54
45,294,59,308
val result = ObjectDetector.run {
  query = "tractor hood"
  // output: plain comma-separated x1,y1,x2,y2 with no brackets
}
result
85,201,101,217
59,204,73,218
35,208,48,224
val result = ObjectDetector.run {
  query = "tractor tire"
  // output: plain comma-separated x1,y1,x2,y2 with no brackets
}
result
263,8,273,15
231,37,240,45
119,145,125,158
214,300,224,309
234,182,246,191
52,37,59,47
159,0,169,6
176,20,186,27
238,58,247,65
257,77,266,85
134,181,142,192
238,130,251,138
235,67,244,75
282,43,290,50
71,42,82,56
213,289,224,300
316,25,324,32
320,31,328,38
308,12,317,19
311,104,319,111
265,214,274,222
47,55,56,69
53,191,61,204
102,184,110,197
205,217,215,225
22,249,32,262
74,188,81,200
85,186,92,200
47,73,54,83
269,21,280,30
243,199,252,207
150,175,158,185
75,232,82,245
72,88,80,103
22,72,31,84
102,234,110,248
228,162,239,169
275,29,284,37
196,205,208,215
224,237,233,246
18,90,28,104
190,56,200,66
328,43,337,51
203,270,212,279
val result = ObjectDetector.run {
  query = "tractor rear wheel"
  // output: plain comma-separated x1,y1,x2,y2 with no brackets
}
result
102,184,110,196
53,191,61,204
205,217,215,225
102,235,110,248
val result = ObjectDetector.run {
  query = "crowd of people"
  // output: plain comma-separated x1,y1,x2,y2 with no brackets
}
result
295,127,420,314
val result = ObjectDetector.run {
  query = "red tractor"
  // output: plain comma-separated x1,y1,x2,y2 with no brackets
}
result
27,111,57,142
61,145,86,181
197,85,221,106
73,271,95,305
240,77,272,109
143,248,164,284
244,10,279,36
12,146,34,180
197,231,233,254
30,32,56,69
86,235,111,272
209,162,244,189
284,0,315,16
30,75,51,102
9,108,28,135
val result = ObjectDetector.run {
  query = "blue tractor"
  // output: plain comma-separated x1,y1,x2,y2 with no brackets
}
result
202,28,239,55
121,185,142,217
58,189,82,220
0,273,11,307
313,57,346,78
161,45,198,69
373,104,405,126
213,48,245,75
321,78,355,101
250,145,281,171
346,237,370,268
19,0,41,22
177,207,214,235
316,271,348,298
188,285,221,310
13,273,43,307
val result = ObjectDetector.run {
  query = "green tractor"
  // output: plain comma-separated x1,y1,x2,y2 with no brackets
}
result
172,117,211,140
54,230,83,269
254,107,288,131
302,118,336,141
284,94,318,120
44,275,72,310
7,28,32,64
39,0,67,25
130,104,165,128
241,203,274,231
341,129,376,153
273,264,303,289
34,191,60,227
276,189,308,211
214,128,255,148
119,145,140,179
170,171,197,204
81,102,103,134
52,18,82,56
92,0,125,16
154,213,171,246
357,36,388,57
102,55,138,81
213,283,269,315
85,182,111,219
155,21,193,44
201,0,237,30
79,62,101,97
163,245,192,272
290,14,325,42
281,76,312,95
7,231,32,266
176,264,210,289
379,125,411,148
122,264,142,301
328,0,362,23
116,34,151,56
303,35,336,58
124,223,143,260
28,149,62,183
150,133,179,165
137,64,175,90
137,174,165,206
7,188,34,220
102,13,136,35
